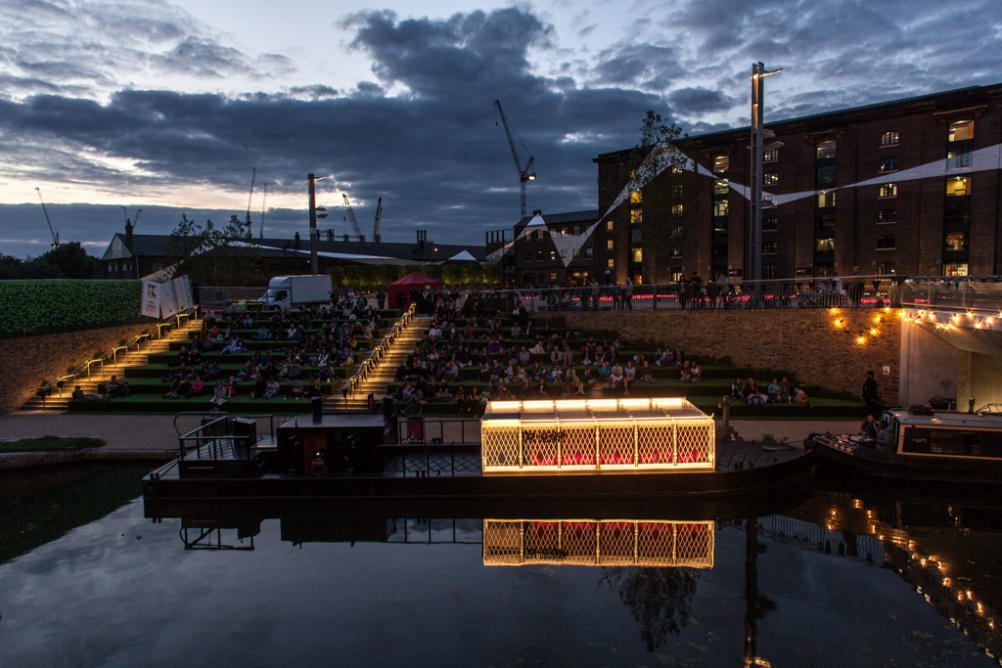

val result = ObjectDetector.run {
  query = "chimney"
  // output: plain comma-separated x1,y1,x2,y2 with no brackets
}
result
532,210,542,216
417,229,427,251
125,219,134,246
294,231,301,250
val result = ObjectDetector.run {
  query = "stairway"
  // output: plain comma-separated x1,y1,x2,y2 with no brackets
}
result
20,319,203,411
326,315,431,413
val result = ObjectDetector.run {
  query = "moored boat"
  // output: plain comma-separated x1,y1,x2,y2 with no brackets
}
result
809,406,1002,489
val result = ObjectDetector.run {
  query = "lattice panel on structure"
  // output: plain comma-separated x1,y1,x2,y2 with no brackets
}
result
522,521,564,563
482,425,521,469
636,521,681,566
675,522,714,568
482,520,523,565
597,424,636,466
560,424,596,467
558,521,600,565
638,424,675,465
676,423,713,465
598,521,636,565
523,428,561,468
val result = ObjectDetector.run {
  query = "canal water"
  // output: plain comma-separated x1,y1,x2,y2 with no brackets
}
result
0,465,999,667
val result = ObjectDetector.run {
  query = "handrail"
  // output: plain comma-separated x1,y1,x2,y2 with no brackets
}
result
38,305,199,399
174,412,278,461
341,302,416,399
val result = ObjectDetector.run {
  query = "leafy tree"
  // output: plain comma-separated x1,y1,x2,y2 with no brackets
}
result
0,243,101,279
169,214,260,286
600,565,701,651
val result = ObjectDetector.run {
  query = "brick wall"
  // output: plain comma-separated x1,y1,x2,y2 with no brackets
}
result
539,309,900,402
0,324,151,413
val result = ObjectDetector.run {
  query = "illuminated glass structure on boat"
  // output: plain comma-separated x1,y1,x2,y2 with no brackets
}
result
481,398,715,473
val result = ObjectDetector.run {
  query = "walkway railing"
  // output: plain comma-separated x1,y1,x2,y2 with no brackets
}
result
341,303,417,398
479,276,1002,313
37,305,198,401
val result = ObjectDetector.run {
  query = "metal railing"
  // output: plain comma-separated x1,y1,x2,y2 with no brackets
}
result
38,305,198,402
341,303,416,398
474,276,1002,313
381,441,482,477
174,413,279,461
396,416,481,445
897,276,1002,314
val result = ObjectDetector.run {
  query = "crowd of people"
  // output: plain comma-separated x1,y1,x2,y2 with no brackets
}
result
730,375,812,408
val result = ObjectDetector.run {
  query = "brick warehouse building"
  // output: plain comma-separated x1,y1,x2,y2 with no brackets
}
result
514,83,1002,286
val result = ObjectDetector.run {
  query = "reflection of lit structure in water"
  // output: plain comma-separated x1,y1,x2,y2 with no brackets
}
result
481,399,715,473
482,519,714,567
756,498,1001,664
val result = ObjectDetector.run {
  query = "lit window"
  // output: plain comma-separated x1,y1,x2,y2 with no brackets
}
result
536,249,543,260
606,220,614,231
817,140,836,160
816,238,835,253
877,209,897,224
817,191,836,208
763,241,777,254
946,177,970,197
631,248,642,263
713,156,729,174
630,190,642,204
944,231,968,252
762,217,778,231
672,204,684,217
549,272,558,283
763,173,779,186
763,263,778,279
878,183,897,198
764,148,779,163
606,240,614,250
713,218,728,234
669,243,683,258
549,250,556,260
944,263,968,277
876,235,896,250
630,209,643,224
714,180,729,196
879,157,898,173
948,120,974,142
607,258,615,268
670,224,684,238
672,184,684,196
880,131,899,147
713,200,729,217
670,268,684,282
877,261,896,275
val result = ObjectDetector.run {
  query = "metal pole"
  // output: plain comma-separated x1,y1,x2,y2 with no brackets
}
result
308,173,319,276
749,63,764,284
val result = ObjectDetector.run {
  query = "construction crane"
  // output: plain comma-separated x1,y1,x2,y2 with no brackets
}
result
119,205,142,229
35,187,60,247
245,167,257,231
494,99,536,219
342,193,365,242
259,183,268,239
372,197,383,243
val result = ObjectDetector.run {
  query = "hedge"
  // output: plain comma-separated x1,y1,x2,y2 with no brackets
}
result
0,280,146,337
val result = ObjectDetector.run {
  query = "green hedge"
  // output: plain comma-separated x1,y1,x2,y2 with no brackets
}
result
0,280,145,337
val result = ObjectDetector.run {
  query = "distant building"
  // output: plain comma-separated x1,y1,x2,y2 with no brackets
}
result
514,83,1002,285
100,224,486,280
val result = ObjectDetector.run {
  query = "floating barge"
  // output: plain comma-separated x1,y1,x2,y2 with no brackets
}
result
142,399,812,502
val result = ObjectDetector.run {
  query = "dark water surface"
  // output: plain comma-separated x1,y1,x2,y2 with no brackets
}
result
0,467,998,667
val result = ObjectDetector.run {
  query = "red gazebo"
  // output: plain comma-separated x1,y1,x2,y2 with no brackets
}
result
387,271,443,310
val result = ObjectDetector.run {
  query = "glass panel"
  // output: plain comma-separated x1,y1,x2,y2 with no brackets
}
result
817,140,836,159
948,121,974,142
946,177,970,197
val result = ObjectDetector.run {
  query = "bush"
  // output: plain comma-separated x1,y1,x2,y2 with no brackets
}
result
0,280,144,337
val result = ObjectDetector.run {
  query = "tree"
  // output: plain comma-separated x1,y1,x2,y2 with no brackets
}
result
600,566,701,651
0,243,102,279
169,214,260,286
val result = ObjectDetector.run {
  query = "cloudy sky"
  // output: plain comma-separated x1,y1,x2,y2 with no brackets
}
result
1,0,1000,259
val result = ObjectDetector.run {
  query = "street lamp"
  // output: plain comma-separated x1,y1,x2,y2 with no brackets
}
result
749,62,782,284
308,173,330,276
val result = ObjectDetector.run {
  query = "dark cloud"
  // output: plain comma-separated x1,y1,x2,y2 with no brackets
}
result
668,87,734,115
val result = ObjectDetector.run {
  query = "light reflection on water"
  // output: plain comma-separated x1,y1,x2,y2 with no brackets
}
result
0,493,998,667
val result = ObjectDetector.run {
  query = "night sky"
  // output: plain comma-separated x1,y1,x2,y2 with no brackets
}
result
1,0,1000,259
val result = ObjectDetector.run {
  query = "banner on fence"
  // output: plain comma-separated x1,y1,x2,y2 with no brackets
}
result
141,276,191,318
159,278,180,317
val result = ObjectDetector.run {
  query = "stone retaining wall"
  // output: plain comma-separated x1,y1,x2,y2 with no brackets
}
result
537,309,900,402
0,323,151,413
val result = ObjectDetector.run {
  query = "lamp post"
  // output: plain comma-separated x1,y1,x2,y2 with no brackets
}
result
749,62,781,284
307,173,329,277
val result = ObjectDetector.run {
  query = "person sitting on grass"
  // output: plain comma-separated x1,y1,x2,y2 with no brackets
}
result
286,377,304,399
791,386,812,408
106,375,129,398
731,377,744,399
610,362,627,396
209,381,227,408
639,361,655,384
72,385,108,401
262,378,280,400
690,362,702,383
767,378,784,404
186,376,205,398
455,385,472,414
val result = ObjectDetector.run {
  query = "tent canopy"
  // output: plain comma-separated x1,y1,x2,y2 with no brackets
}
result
387,271,444,310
